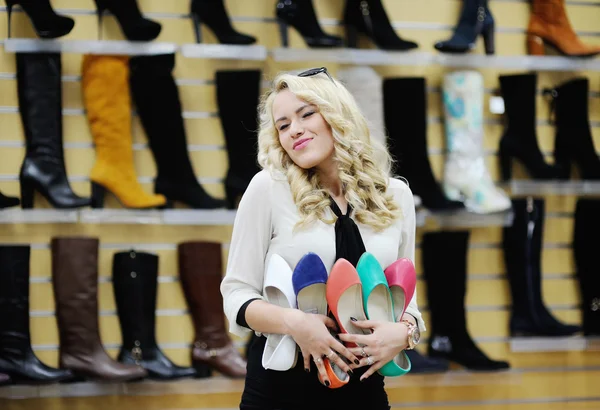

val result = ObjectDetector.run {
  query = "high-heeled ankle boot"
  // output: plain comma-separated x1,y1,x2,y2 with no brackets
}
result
527,0,600,57
82,55,167,210
94,0,161,42
383,77,463,211
178,242,247,378
276,0,343,48
503,198,581,337
344,0,418,51
405,350,449,374
6,0,74,39
434,0,494,54
498,74,561,181
52,237,148,382
216,70,261,209
442,71,511,214
129,54,226,209
16,53,90,209
0,246,74,384
548,78,600,180
424,232,510,371
190,0,256,45
574,199,600,336
113,250,197,380
0,190,19,209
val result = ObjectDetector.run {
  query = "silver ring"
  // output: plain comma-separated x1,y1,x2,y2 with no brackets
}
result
367,356,374,366
361,348,367,358
327,350,335,359
315,357,322,364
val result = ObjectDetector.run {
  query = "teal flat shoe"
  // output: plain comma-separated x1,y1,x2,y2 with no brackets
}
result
356,252,411,377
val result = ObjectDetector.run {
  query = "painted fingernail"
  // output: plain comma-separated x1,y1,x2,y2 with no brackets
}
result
305,368,310,373
348,369,354,375
324,380,330,387
354,359,360,365
350,317,357,322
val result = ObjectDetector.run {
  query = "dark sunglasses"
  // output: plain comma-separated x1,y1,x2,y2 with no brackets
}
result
297,67,336,86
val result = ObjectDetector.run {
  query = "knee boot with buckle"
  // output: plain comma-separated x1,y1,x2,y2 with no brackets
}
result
178,241,246,378
113,250,196,380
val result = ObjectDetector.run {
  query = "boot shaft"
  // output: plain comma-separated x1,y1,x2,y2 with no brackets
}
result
129,53,196,183
216,69,261,179
454,0,489,29
178,241,228,346
51,237,102,354
112,250,159,351
422,231,470,337
442,70,484,156
531,0,570,26
0,246,32,350
574,199,600,335
16,52,64,160
552,78,591,129
499,74,537,135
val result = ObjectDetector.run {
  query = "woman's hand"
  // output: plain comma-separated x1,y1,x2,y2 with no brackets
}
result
338,319,409,381
284,309,360,386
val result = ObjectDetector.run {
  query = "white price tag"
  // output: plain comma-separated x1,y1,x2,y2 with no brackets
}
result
489,96,505,114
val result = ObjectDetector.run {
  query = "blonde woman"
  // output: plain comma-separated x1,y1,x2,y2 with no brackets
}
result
221,67,425,410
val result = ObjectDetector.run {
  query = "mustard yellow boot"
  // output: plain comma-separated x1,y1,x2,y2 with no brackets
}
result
82,55,166,209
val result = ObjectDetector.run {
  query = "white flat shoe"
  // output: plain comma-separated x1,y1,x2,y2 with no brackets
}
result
261,254,298,371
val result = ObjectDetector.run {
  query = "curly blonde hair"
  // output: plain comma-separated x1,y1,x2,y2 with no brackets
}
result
257,70,401,231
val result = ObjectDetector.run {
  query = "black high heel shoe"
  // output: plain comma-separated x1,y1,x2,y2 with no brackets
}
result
5,0,74,39
276,0,343,48
190,0,256,45
343,0,418,51
94,0,161,42
434,0,495,55
0,190,20,209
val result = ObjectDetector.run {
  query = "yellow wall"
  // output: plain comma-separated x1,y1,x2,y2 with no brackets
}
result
0,0,599,371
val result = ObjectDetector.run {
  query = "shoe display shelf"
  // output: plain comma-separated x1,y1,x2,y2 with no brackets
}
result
509,180,600,196
3,38,269,61
271,48,600,72
422,208,515,228
510,336,600,353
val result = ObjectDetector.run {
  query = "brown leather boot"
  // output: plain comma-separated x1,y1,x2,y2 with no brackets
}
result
178,241,247,379
51,237,147,382
527,0,600,57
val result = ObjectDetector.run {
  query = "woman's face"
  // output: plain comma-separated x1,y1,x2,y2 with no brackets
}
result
273,89,335,170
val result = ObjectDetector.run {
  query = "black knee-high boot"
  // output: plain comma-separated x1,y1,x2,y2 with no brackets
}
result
129,54,226,210
574,199,600,336
503,198,581,337
424,231,510,371
113,250,197,380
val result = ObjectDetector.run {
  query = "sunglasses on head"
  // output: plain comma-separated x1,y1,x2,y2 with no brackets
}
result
297,67,336,86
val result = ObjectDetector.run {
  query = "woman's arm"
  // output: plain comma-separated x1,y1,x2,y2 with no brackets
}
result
397,182,427,333
220,171,273,338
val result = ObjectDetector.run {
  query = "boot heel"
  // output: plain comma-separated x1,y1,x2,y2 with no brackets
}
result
6,0,14,39
527,35,545,56
193,363,212,379
345,24,358,48
191,12,202,43
91,182,106,209
278,18,289,47
20,178,35,209
482,24,495,55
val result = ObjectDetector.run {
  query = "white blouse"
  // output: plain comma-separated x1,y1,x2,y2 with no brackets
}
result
221,169,426,338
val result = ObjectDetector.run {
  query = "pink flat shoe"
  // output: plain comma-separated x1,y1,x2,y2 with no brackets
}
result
384,258,417,322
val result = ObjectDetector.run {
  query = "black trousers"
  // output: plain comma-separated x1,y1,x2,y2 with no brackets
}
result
240,335,391,410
